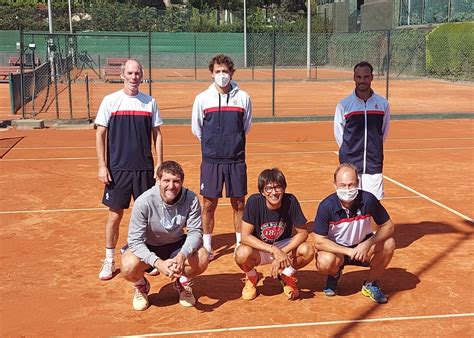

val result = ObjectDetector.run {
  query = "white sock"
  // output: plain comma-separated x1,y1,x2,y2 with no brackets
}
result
235,232,242,245
105,248,115,262
134,277,145,286
282,266,296,277
246,269,257,278
203,234,212,251
179,275,190,285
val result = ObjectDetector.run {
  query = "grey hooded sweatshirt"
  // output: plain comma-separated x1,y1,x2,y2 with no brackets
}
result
127,186,202,267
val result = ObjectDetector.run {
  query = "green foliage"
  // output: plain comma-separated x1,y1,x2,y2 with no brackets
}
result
0,1,330,33
390,28,428,76
426,22,474,80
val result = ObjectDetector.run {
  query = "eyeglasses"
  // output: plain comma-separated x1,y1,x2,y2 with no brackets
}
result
264,185,284,194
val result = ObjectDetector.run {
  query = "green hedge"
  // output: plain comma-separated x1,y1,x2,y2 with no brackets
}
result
426,22,474,81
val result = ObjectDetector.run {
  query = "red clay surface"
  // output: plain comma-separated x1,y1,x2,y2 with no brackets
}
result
0,120,473,336
1,67,473,121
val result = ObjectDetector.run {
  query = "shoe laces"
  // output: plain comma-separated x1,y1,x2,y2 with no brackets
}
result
241,274,258,286
134,280,149,295
175,280,193,293
100,259,114,272
180,281,194,298
366,281,383,295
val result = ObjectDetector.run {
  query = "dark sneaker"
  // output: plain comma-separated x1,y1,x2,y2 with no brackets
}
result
323,270,342,297
361,281,388,304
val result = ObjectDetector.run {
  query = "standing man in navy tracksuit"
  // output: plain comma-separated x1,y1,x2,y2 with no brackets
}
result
334,61,390,200
191,54,252,260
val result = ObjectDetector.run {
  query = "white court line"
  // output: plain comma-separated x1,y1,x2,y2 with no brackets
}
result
1,137,471,151
172,70,184,77
333,150,473,222
383,175,473,222
0,207,107,215
0,196,420,215
123,313,474,337
2,146,473,162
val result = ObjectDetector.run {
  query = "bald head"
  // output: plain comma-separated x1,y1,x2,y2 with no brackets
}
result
121,59,143,77
334,163,359,189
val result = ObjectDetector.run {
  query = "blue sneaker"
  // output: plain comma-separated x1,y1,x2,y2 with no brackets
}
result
361,281,388,304
323,270,342,297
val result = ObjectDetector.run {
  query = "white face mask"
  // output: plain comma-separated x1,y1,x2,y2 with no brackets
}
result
214,72,230,88
336,187,359,202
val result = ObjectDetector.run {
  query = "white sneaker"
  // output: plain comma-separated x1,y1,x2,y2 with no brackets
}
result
133,278,150,311
146,267,160,276
174,280,196,307
99,260,116,280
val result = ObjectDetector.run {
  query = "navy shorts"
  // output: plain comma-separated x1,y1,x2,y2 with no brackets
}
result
342,233,374,267
200,162,247,198
102,170,155,209
121,236,187,272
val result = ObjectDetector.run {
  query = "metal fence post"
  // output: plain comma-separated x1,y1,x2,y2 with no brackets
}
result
251,33,255,81
194,34,197,80
385,29,391,100
148,31,152,95
272,26,276,117
19,28,26,119
53,58,59,119
98,54,101,80
67,64,73,119
85,73,90,121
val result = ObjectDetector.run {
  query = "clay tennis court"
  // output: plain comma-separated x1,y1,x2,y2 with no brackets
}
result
0,118,472,336
1,67,473,121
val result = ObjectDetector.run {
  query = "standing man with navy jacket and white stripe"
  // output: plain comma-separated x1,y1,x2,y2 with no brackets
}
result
192,54,252,260
334,61,390,200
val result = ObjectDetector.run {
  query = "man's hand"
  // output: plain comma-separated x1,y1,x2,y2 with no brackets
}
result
270,246,292,278
351,240,372,262
98,166,111,184
155,258,181,281
169,252,186,277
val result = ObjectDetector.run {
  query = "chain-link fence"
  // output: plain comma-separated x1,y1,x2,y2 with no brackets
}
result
399,0,474,25
3,23,472,120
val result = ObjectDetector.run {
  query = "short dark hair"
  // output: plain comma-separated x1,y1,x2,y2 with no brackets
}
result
157,161,185,181
354,61,373,74
208,54,235,73
333,163,359,183
258,168,287,193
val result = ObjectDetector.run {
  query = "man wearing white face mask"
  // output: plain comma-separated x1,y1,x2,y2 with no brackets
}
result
192,54,252,260
313,163,395,304
121,161,209,311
